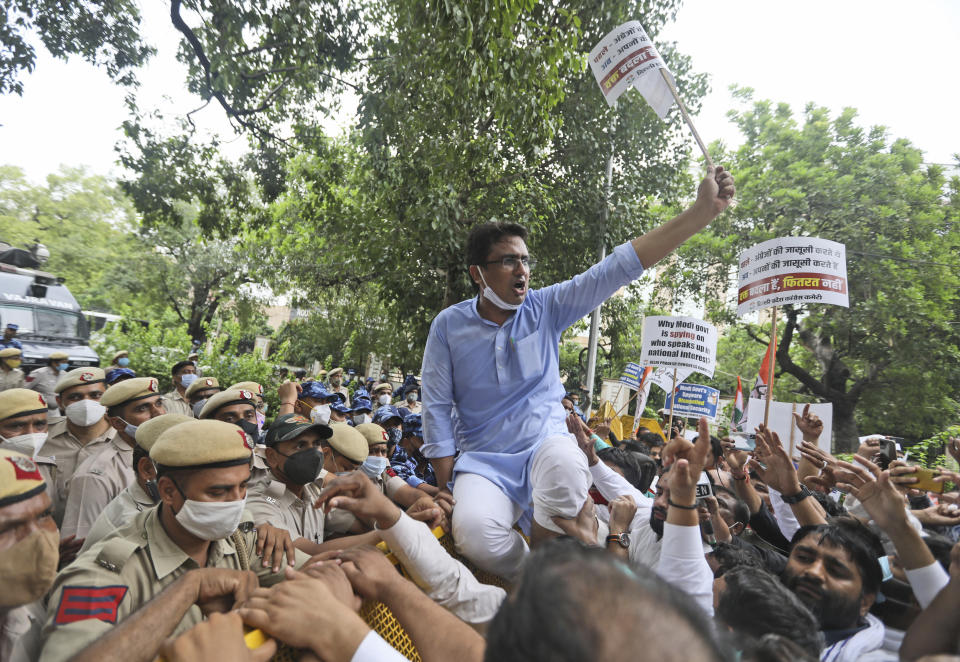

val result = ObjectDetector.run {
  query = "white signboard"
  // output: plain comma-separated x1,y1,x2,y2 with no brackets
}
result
649,366,693,393
640,316,717,378
737,237,848,316
745,399,833,456
588,21,675,117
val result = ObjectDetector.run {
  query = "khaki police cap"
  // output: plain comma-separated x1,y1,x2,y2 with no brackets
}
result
0,389,47,422
228,381,264,396
317,369,328,377
0,448,46,508
328,424,369,464
150,419,254,471
101,377,160,408
198,389,256,420
185,376,221,399
0,347,22,359
371,383,392,395
355,422,389,447
327,367,344,378
54,367,106,394
135,414,194,452
48,351,69,361
111,350,129,362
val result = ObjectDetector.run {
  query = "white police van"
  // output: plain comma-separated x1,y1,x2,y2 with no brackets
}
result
0,242,100,373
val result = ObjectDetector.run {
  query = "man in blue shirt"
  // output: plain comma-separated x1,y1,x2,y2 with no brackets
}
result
420,166,735,580
0,324,22,350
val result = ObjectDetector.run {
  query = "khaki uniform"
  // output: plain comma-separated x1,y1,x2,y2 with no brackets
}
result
1,600,45,662
60,437,135,539
26,366,61,410
79,481,156,553
0,368,25,391
34,456,64,529
247,472,325,545
161,390,193,417
40,420,115,526
38,507,310,662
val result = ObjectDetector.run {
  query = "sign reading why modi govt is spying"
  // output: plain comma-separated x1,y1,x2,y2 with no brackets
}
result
737,237,848,316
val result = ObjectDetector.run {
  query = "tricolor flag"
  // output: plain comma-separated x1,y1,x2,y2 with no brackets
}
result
636,366,654,415
750,334,777,401
731,376,745,432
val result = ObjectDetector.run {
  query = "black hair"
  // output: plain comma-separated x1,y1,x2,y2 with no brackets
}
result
466,222,528,272
737,634,820,662
132,443,150,476
708,542,764,577
485,538,731,662
638,431,665,448
789,521,883,596
809,489,847,517
714,486,751,526
620,439,649,455
597,446,657,493
922,532,954,570
709,435,724,461
171,360,194,376
717,567,824,658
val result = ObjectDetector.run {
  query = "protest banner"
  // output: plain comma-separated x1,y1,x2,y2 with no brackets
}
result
619,362,643,389
746,399,833,457
650,365,693,393
664,383,720,422
588,20,713,165
737,237,848,316
640,316,717,378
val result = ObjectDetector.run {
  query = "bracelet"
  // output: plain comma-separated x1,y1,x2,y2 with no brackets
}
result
667,499,698,510
732,472,748,481
280,401,296,406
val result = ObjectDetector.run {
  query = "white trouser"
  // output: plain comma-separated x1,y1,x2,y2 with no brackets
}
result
451,433,591,581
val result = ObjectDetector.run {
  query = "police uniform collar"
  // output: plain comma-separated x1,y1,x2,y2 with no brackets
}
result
128,480,155,508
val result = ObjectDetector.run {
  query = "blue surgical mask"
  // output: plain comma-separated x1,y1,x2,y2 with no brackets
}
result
361,456,389,479
57,362,69,372
180,373,198,389
117,357,130,367
118,417,138,440
192,399,207,418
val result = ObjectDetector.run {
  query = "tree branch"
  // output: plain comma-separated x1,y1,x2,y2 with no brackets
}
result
775,307,837,400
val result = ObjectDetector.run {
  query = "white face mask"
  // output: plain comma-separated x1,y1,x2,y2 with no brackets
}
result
64,399,107,427
1,432,48,458
175,496,247,541
377,394,391,406
310,404,331,425
360,456,388,480
478,269,521,311
353,414,372,425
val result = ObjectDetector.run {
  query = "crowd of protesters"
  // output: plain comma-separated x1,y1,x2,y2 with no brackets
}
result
2,166,960,662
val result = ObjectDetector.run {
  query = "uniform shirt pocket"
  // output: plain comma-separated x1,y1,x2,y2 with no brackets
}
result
514,330,542,381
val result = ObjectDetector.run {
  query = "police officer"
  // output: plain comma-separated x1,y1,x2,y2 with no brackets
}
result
162,361,197,417
328,400,351,424
104,367,136,386
316,424,369,538
350,396,374,426
229,381,267,431
0,347,25,391
294,381,339,426
26,351,69,413
326,367,350,407
60,377,166,539
41,368,115,526
0,323,22,349
80,413,193,552
0,448,60,662
109,350,130,370
184,376,222,417
247,413,332,551
197,389,260,442
38,419,311,662
0,389,61,524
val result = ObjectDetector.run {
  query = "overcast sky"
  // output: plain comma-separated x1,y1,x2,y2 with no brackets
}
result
1,0,957,183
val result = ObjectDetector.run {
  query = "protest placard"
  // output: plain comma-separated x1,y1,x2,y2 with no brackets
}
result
588,21,674,116
745,399,833,456
619,362,643,389
650,365,693,393
737,237,848,316
640,316,717,378
663,383,720,422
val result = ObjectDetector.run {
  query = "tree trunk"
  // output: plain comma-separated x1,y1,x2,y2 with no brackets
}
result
832,397,861,453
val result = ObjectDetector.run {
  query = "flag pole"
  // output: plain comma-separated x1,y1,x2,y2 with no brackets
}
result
614,388,639,418
763,307,778,427
659,69,713,168
667,367,678,438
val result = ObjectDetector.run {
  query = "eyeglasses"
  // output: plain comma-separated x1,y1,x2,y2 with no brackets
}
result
482,255,537,270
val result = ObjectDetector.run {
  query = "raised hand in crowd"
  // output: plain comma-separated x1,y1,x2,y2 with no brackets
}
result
856,436,883,462
315,471,404,530
666,417,711,516
254,523,296,573
947,436,960,465
752,424,826,526
792,403,824,441
798,441,841,492
277,380,301,416
912,502,960,528
567,411,598,466
159,612,276,662
606,494,637,560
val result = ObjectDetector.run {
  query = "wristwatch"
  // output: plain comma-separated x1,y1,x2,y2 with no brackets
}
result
781,485,813,504
606,532,630,549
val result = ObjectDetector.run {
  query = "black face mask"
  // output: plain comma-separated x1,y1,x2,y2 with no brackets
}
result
279,448,324,486
237,419,261,443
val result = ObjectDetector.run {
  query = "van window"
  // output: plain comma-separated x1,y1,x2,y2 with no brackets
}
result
35,309,80,336
0,305,34,332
